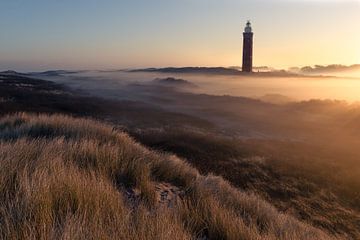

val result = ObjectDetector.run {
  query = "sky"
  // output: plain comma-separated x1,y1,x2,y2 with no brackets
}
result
0,0,359,71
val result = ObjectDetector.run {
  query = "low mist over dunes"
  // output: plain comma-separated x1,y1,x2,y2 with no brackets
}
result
288,64,360,78
3,63,359,80
298,64,360,74
152,77,198,88
1,72,360,239
130,67,242,75
129,67,301,77
129,64,360,78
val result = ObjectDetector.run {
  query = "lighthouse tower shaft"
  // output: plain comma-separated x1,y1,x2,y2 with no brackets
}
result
242,21,253,73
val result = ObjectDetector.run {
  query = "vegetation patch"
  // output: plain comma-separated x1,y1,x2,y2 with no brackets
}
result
0,113,333,240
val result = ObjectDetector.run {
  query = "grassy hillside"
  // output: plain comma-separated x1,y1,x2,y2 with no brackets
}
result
132,128,360,239
0,113,333,240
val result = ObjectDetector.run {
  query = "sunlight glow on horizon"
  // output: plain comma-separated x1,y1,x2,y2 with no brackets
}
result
0,0,359,71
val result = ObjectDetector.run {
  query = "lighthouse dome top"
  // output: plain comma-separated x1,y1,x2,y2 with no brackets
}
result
244,21,252,33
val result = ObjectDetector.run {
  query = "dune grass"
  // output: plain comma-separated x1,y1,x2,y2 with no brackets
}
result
0,113,335,239
132,127,360,238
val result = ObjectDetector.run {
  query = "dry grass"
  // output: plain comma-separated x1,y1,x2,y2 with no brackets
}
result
132,128,360,238
0,113,335,239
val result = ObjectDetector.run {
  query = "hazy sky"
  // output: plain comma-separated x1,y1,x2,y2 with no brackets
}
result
0,0,359,71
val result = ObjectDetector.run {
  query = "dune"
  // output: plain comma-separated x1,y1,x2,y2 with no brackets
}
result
0,113,333,240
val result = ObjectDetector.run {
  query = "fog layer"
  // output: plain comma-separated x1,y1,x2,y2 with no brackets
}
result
29,70,360,143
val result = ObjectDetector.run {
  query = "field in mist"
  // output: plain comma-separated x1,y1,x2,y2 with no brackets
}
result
31,69,360,142
34,69,360,102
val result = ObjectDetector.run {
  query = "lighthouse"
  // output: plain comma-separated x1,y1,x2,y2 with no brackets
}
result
242,21,253,73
